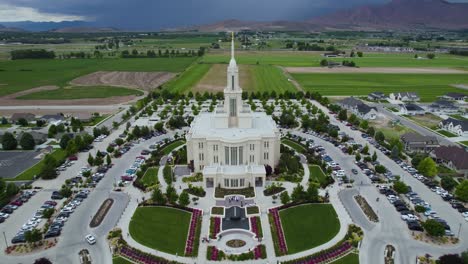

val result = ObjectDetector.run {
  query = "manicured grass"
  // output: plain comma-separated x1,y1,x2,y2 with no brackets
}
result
211,207,224,215
309,165,327,185
83,114,111,126
18,86,143,100
331,253,359,264
281,139,306,154
0,57,196,96
292,73,468,102
7,149,67,181
129,207,191,255
437,130,458,138
449,114,468,121
203,51,468,69
141,167,159,186
160,140,186,155
0,123,12,128
113,256,135,264
280,204,340,254
459,141,468,146
163,63,211,94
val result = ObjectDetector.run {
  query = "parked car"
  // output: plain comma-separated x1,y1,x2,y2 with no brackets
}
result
85,234,96,245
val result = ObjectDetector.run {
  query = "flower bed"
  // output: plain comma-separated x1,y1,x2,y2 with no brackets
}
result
184,209,202,256
210,217,221,239
250,216,263,238
214,187,255,198
206,245,266,261
120,245,181,264
269,208,287,255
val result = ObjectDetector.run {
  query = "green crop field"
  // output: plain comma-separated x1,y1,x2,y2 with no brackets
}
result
17,86,143,100
204,51,468,69
292,73,468,102
163,63,211,94
0,57,196,97
248,65,297,93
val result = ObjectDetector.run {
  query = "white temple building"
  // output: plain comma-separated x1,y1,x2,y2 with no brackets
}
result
186,33,281,189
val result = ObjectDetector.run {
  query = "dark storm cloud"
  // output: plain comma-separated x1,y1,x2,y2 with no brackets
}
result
1,0,466,29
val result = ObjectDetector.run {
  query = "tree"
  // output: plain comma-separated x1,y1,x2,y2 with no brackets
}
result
367,126,375,137
1,132,17,150
440,176,458,192
60,186,72,198
48,125,57,138
427,53,435,59
320,59,328,67
152,188,166,205
106,154,112,166
88,153,95,167
25,228,42,244
362,145,369,155
355,152,361,162
34,258,52,264
154,122,165,132
6,182,19,197
42,208,55,219
357,51,363,57
414,205,427,213
178,191,190,207
375,165,387,174
17,118,28,127
306,183,319,202
438,254,463,264
280,191,290,204
39,154,57,179
372,151,378,162
393,181,409,194
391,145,400,159
1,117,8,125
375,131,385,143
166,185,178,204
291,184,306,203
455,180,468,202
360,120,369,130
417,157,438,178
59,134,71,150
338,109,347,121
422,219,445,237
20,133,35,150
65,140,78,156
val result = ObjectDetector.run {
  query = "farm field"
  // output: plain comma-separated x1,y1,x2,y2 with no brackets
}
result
0,57,196,97
279,204,340,254
204,51,468,69
167,63,296,93
292,73,468,102
17,86,143,100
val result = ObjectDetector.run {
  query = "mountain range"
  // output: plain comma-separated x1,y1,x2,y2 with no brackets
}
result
1,0,468,33
194,0,468,32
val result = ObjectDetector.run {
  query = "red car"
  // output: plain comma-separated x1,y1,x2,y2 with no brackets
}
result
121,175,134,181
68,155,78,161
11,200,23,206
45,200,57,206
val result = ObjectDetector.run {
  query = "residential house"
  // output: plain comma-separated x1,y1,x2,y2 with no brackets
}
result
399,103,425,116
389,92,420,102
439,118,468,137
337,97,378,120
428,100,459,114
10,113,35,123
40,114,65,126
440,93,467,102
432,146,468,174
16,131,48,145
367,92,386,101
400,132,439,153
72,113,92,123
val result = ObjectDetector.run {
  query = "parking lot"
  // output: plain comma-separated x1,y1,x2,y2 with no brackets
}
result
0,151,42,179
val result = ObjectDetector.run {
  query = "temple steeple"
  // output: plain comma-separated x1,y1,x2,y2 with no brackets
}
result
224,32,242,128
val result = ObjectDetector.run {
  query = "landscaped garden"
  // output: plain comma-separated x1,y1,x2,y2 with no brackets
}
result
278,204,340,254
436,129,458,138
282,139,307,154
141,167,159,187
128,206,191,255
160,140,186,155
309,165,328,186
214,187,255,198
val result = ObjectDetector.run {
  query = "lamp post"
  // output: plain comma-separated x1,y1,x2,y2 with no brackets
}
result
3,231,8,248
457,223,462,238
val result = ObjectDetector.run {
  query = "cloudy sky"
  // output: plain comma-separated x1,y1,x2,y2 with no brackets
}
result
0,0,467,29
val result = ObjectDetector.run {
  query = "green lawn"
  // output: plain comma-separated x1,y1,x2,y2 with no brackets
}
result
436,130,458,138
0,57,195,97
459,141,468,146
281,139,306,154
129,207,191,255
203,52,468,69
292,73,468,102
161,140,186,155
449,114,468,121
163,63,211,94
83,114,111,126
280,204,340,254
7,149,67,181
309,165,327,185
141,167,159,186
331,253,359,264
113,256,135,264
17,86,143,100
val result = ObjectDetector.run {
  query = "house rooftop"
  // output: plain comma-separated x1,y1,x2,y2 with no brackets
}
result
404,103,424,111
338,97,363,108
433,146,468,170
441,117,468,131
401,132,438,143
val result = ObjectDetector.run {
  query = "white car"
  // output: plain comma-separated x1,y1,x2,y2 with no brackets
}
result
85,234,96,245
401,214,419,221
0,213,9,218
424,210,437,217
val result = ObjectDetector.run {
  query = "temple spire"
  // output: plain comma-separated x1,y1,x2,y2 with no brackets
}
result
231,31,235,59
